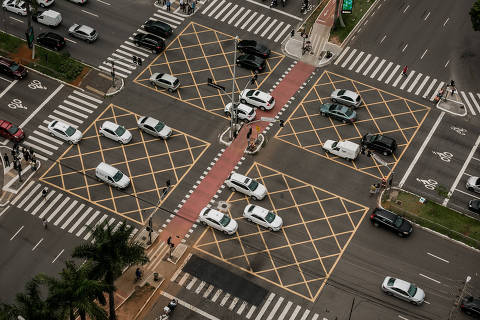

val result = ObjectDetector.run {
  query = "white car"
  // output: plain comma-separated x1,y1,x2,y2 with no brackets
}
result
47,120,82,144
137,116,172,139
243,204,282,231
36,0,54,7
224,103,256,122
466,176,480,193
199,207,238,235
240,89,275,111
2,0,28,15
330,89,361,108
225,172,267,200
67,0,86,4
99,121,132,144
322,140,360,161
381,276,425,305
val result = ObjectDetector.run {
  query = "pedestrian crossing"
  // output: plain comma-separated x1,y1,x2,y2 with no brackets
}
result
170,270,320,320
99,10,185,79
22,90,102,160
200,0,294,43
10,181,138,241
334,46,480,116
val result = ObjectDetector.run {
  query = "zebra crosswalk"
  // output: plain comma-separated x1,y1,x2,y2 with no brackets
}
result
170,270,320,320
10,181,138,241
22,90,102,160
200,0,295,43
99,10,185,79
334,46,480,116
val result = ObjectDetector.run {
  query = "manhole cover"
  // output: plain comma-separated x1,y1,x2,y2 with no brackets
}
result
216,201,230,212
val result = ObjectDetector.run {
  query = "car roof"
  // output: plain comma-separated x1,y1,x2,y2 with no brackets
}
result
246,205,268,218
96,162,118,175
391,278,411,291
230,172,249,183
51,120,70,131
337,89,358,98
146,19,170,28
0,119,12,128
159,73,176,82
102,121,119,129
373,208,396,220
237,103,254,112
202,208,224,222
142,117,159,127
239,39,256,46
77,25,94,33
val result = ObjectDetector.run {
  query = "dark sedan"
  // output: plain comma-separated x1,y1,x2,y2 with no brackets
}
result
37,32,66,51
144,20,172,38
133,33,165,53
236,54,265,72
370,208,413,237
461,296,480,317
319,103,356,123
468,200,480,214
237,40,270,58
0,57,27,79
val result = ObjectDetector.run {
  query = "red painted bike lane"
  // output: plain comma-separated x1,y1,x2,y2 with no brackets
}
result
161,62,316,245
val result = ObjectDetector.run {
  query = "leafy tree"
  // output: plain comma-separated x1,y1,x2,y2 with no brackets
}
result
37,261,109,320
471,0,480,31
72,221,148,320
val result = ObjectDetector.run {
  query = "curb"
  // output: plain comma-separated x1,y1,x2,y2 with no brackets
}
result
105,78,125,97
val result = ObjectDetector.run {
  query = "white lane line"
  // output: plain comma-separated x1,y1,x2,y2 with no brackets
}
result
248,13,263,31
419,273,441,284
408,73,422,92
267,21,284,40
363,56,378,75
9,17,23,23
424,11,430,20
11,180,35,205
423,78,437,99
76,210,100,236
420,49,428,60
31,190,56,215
214,2,231,20
0,80,17,98
468,92,480,114
399,112,444,188
246,305,257,319
52,249,64,264
178,273,189,286
427,252,450,263
341,48,357,68
186,277,197,290
274,24,290,43
255,293,275,320
54,200,77,226
266,297,284,320
228,297,239,310
68,207,92,233
221,4,238,22
260,18,277,37
57,105,88,119
61,204,85,229
300,309,310,320
377,61,391,81
415,75,430,95
456,188,480,199
228,7,244,25
53,109,83,123
254,16,270,34
32,238,43,251
208,0,225,17
443,17,449,27
444,135,480,205
161,291,221,320
461,91,476,115
10,226,24,241
385,64,400,84
96,0,111,5
84,215,107,240
47,197,69,222
355,53,371,73
0,206,9,217
28,136,59,150
203,284,214,298
403,4,409,13
444,59,450,68
370,58,385,78
220,293,230,306
237,301,247,315
400,70,415,89
202,0,219,14
47,115,78,128
334,46,350,65
39,193,62,219
20,84,63,129
398,315,409,320
81,9,99,17
402,43,408,52
195,281,206,294
380,34,386,44
289,305,301,320
211,289,222,302
278,301,292,320
17,184,42,209
63,100,94,113
348,51,364,70
241,11,257,30
234,9,251,27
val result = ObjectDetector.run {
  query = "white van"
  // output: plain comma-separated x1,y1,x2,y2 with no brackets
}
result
34,10,62,27
95,162,130,189
322,140,360,161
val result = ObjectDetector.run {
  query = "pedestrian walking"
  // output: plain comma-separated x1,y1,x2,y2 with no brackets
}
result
42,218,48,229
166,0,170,11
369,184,376,197
17,162,22,182
190,1,195,14
14,159,19,171
24,147,30,162
162,0,166,5
11,148,16,159
290,29,295,37
29,147,34,159
450,80,455,87
3,153,9,167
42,187,48,200
451,87,456,96
381,178,387,189
179,0,184,12
31,154,37,166
402,65,408,76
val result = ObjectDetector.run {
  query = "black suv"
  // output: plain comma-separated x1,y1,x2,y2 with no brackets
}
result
237,40,270,58
461,296,480,318
362,133,397,156
370,208,413,237
37,32,66,51
144,19,172,38
236,54,266,72
133,33,165,53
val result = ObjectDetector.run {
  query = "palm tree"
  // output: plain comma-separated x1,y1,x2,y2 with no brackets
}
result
37,260,109,320
72,221,149,320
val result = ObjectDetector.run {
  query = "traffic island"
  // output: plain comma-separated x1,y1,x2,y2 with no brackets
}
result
436,90,467,116
219,124,243,147
244,134,265,155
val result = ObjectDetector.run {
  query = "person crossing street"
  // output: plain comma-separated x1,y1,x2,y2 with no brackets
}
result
3,153,9,167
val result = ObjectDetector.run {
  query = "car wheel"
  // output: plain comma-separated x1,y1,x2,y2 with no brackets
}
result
332,98,337,103
268,227,273,231
151,49,156,54
321,112,326,116
201,221,207,226
384,291,392,296
223,230,230,235
230,187,236,192
342,119,347,124
260,106,266,111
251,196,257,201
68,140,73,145
17,11,22,15
247,218,252,222
240,99,246,104
225,111,231,117
40,3,45,7
410,301,418,306
397,232,404,237
383,151,388,156
467,187,474,191
134,42,139,47
373,222,379,227
50,132,55,137
168,88,173,93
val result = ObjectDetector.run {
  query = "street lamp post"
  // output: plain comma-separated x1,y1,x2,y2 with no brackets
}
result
230,36,239,141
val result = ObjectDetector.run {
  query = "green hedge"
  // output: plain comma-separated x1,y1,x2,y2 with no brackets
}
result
0,32,24,53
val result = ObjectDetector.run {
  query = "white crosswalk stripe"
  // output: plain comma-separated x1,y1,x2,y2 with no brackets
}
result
201,0,296,42
11,183,137,240
334,47,480,116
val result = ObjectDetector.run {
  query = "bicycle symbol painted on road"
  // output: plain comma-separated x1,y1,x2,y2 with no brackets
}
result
450,126,467,136
432,151,453,162
416,178,438,190
28,79,47,90
8,98,27,109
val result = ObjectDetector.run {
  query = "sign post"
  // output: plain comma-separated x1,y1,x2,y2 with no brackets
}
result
341,0,353,13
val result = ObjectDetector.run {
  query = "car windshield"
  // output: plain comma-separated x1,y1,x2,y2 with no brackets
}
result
407,284,417,297
248,179,259,191
115,126,126,136
345,109,353,116
265,211,276,223
393,216,404,228
246,90,255,97
338,89,345,95
10,63,19,71
331,141,338,148
7,125,19,135
112,171,123,182
65,126,76,137
219,214,231,227
154,122,165,132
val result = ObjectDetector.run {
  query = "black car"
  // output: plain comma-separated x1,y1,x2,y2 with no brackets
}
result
144,19,172,38
0,57,27,79
370,208,413,237
468,200,480,214
461,296,480,318
237,40,270,58
361,133,397,156
37,32,65,51
236,54,266,72
133,33,165,53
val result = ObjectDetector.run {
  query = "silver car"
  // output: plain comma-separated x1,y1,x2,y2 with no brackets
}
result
381,276,425,305
149,73,180,92
330,89,361,108
137,116,172,139
68,24,98,43
466,176,480,193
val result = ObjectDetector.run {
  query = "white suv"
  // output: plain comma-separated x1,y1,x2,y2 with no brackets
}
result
239,89,275,111
224,103,256,122
99,121,132,144
199,207,238,235
225,172,267,200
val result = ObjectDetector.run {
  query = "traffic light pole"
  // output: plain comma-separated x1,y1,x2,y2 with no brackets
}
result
25,0,35,59
230,36,239,141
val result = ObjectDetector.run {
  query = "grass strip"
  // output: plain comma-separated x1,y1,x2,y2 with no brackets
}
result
329,0,375,43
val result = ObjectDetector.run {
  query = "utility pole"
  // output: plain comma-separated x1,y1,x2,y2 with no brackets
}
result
230,36,239,141
334,0,346,28
25,0,35,59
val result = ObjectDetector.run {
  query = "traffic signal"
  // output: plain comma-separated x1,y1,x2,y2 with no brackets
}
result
25,27,34,49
